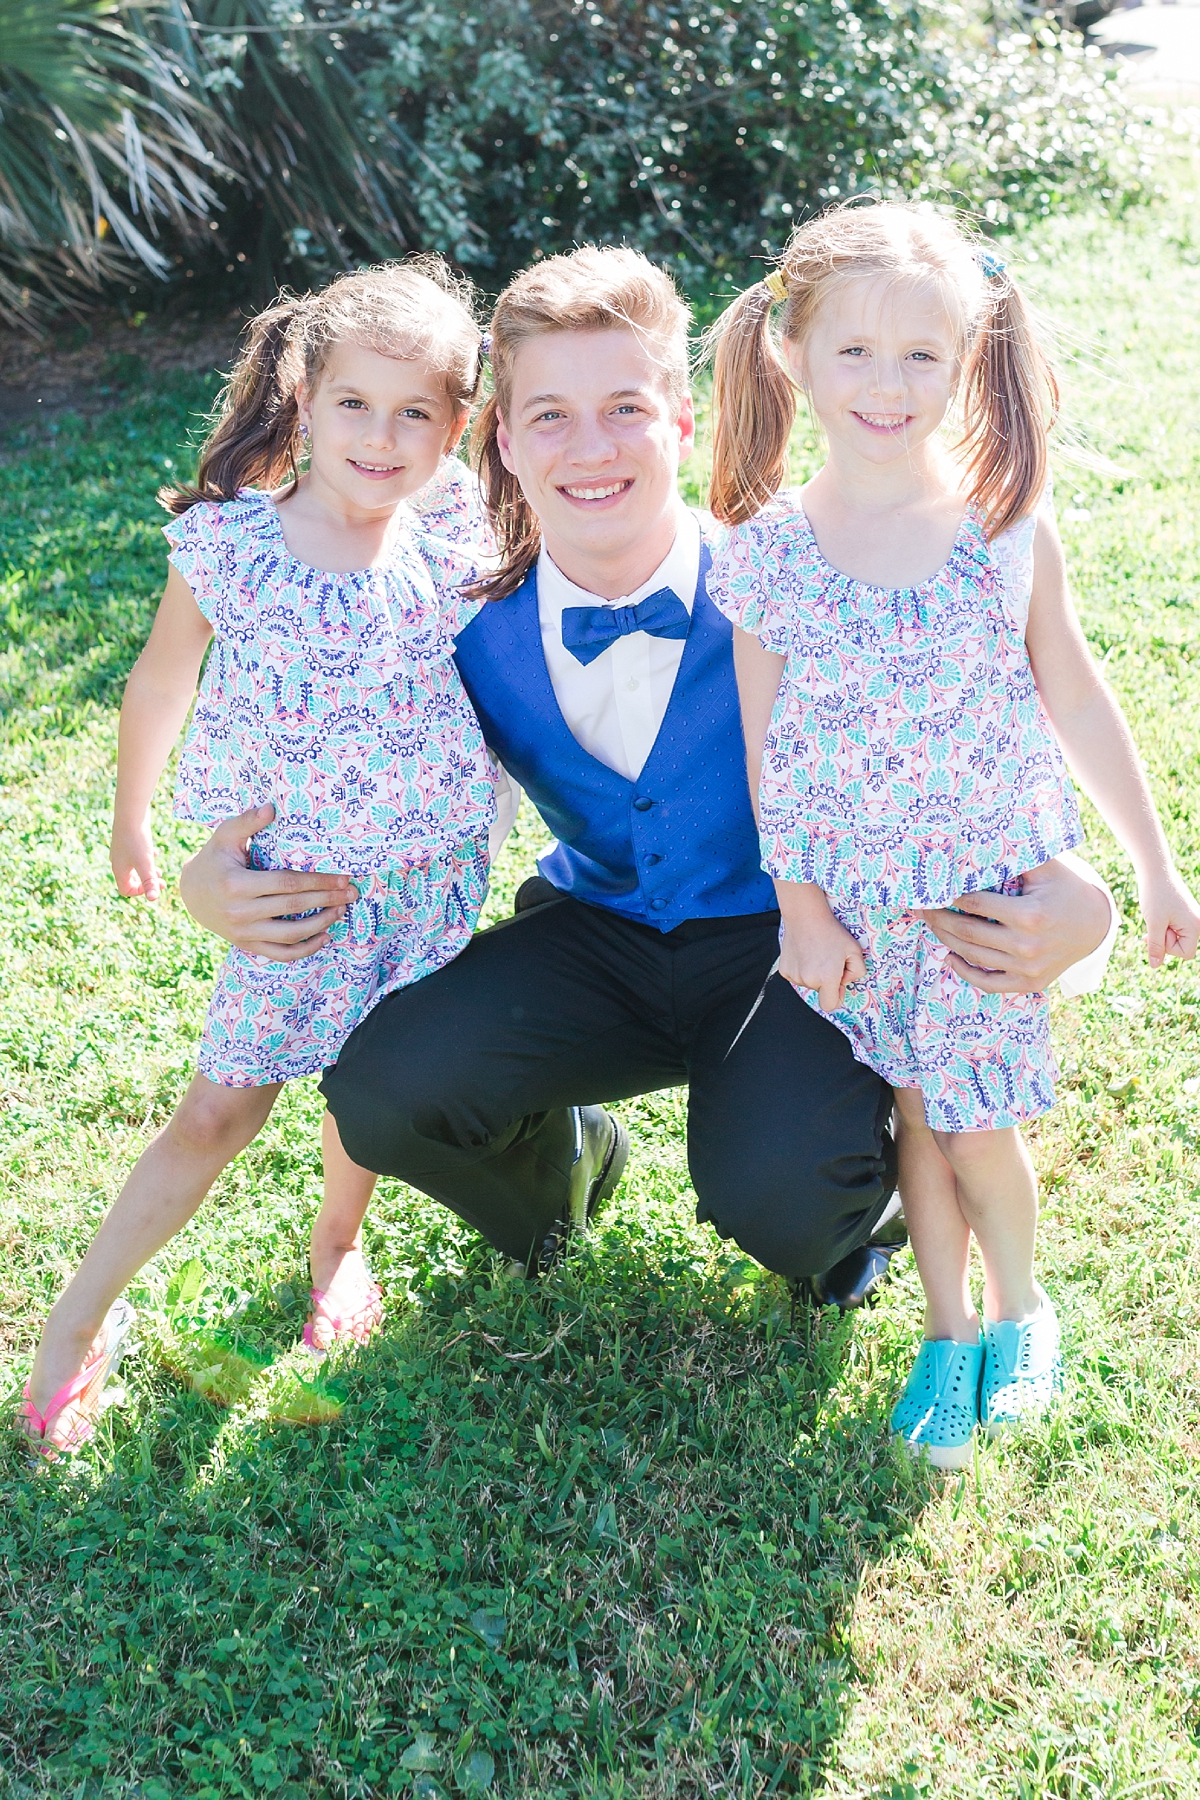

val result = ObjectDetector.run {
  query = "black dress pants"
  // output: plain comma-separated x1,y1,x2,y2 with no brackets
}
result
320,896,896,1279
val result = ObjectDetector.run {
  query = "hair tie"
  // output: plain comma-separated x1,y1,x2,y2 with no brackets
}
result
976,248,1007,281
764,271,788,304
479,333,492,358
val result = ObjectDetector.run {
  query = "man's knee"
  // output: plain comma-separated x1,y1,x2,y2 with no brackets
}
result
695,1152,889,1280
322,1055,499,1178
322,989,524,1177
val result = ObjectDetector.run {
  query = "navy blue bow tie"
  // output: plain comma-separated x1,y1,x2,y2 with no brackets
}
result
560,586,691,667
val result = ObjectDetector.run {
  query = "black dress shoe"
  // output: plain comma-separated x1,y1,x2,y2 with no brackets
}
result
534,1105,630,1273
804,1196,908,1311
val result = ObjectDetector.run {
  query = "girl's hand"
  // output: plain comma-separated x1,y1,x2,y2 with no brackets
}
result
112,815,162,901
777,888,867,1012
1140,870,1200,968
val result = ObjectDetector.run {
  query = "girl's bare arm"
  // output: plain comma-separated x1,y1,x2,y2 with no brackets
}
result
112,565,214,900
1025,510,1199,966
731,628,786,821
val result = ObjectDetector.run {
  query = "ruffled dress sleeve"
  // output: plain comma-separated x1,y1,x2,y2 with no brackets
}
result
406,457,495,555
706,500,797,655
162,502,238,632
404,521,491,641
990,481,1054,633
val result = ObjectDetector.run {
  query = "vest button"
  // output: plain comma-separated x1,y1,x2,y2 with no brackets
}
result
644,853,663,866
633,796,654,812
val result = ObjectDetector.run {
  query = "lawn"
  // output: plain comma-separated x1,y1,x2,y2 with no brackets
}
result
1,191,1199,1799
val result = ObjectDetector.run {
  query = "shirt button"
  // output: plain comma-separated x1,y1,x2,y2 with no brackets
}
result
645,853,663,866
650,898,667,911
626,679,640,691
633,797,654,812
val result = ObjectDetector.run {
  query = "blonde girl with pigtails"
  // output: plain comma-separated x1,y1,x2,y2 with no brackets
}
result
706,202,1199,1469
20,263,498,1455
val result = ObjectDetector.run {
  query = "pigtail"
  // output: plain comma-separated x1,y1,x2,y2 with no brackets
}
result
707,281,797,526
466,393,543,602
159,299,308,516
959,273,1059,541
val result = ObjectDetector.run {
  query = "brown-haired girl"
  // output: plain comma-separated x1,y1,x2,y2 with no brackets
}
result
21,262,495,1454
706,202,1199,1468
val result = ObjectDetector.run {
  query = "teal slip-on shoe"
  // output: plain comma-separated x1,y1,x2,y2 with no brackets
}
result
891,1336,984,1471
981,1295,1062,1435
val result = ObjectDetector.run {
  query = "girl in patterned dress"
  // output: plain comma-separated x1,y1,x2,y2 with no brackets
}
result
21,265,496,1454
706,203,1200,1469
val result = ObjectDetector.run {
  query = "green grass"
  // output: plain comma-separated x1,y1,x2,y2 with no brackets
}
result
1,192,1200,1799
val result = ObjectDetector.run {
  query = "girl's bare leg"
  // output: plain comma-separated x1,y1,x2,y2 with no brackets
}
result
934,1123,1040,1324
892,1088,978,1343
308,1110,378,1298
29,1075,281,1414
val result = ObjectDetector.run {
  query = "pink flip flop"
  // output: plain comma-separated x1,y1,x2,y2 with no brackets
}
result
18,1300,137,1458
302,1272,383,1359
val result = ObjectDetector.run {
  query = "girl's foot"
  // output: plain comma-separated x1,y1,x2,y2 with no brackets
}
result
303,1258,383,1359
981,1293,1062,1434
18,1301,137,1458
890,1336,983,1471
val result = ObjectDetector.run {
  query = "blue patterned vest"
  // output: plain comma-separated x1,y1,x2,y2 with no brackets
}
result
452,542,775,931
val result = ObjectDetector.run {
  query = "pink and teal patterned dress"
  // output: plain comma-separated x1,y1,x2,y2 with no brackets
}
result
165,473,496,1087
710,494,1083,1132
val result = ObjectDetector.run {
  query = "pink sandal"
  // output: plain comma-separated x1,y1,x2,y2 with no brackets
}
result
302,1272,383,1359
19,1300,137,1458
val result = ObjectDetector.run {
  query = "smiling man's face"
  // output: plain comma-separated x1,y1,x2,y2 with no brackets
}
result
495,327,695,597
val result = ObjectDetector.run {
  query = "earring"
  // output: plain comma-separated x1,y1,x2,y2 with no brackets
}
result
299,423,310,443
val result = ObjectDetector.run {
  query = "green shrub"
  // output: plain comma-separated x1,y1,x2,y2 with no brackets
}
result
353,0,1156,293
150,0,423,304
5,2,1166,323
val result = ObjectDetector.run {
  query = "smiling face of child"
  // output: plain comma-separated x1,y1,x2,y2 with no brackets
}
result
783,274,962,471
296,339,465,516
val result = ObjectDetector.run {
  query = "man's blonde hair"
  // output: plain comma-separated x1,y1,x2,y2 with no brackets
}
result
471,246,692,601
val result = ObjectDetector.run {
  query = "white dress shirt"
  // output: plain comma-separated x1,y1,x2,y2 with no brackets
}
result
536,508,702,781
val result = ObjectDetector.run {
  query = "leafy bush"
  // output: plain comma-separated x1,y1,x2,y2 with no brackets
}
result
352,0,1155,293
916,14,1166,227
3,1,1163,323
149,0,425,302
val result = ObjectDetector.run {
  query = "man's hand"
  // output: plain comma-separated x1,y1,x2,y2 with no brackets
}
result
178,805,356,961
777,884,867,1012
915,857,1112,994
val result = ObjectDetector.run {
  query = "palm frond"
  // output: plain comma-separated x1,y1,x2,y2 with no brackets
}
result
149,2,426,282
0,0,229,329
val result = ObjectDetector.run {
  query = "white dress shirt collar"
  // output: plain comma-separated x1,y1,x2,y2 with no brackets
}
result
537,507,701,620
535,509,703,781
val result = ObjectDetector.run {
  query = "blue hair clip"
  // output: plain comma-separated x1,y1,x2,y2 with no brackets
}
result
976,248,1007,281
480,333,493,358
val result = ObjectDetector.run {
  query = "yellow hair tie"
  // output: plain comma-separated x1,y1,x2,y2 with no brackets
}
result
764,270,788,304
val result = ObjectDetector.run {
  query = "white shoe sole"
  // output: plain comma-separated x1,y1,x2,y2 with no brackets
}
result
896,1428,975,1471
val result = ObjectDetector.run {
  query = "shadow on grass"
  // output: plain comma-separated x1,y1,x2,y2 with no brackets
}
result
0,1234,934,1800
